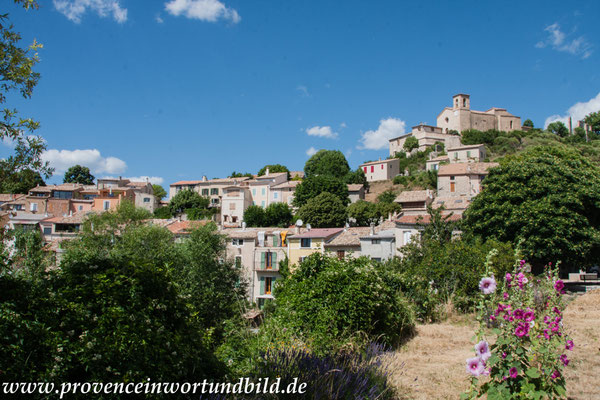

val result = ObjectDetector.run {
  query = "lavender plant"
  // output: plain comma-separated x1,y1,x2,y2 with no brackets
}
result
463,251,574,399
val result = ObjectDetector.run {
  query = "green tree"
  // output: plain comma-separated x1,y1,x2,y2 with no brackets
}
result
377,189,397,204
296,192,347,228
0,1,53,184
153,206,171,219
169,189,210,216
376,201,401,220
264,202,293,227
304,150,350,179
583,111,600,134
273,254,415,352
292,175,350,208
0,168,44,193
243,205,265,227
403,136,419,152
547,121,569,137
152,184,167,200
464,146,600,274
63,164,95,185
523,119,534,128
347,200,378,226
344,167,368,190
257,164,290,179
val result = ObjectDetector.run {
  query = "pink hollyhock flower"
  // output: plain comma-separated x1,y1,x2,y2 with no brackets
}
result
515,322,530,338
501,352,507,359
479,276,497,294
489,315,496,322
505,273,512,283
560,354,569,366
554,280,565,293
509,367,518,378
543,329,551,340
466,357,486,376
503,292,509,300
520,259,526,266
523,310,535,322
513,309,524,319
475,341,492,361
550,370,561,379
553,307,561,315
566,340,574,350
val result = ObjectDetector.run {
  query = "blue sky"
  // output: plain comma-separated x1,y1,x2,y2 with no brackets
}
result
3,0,599,191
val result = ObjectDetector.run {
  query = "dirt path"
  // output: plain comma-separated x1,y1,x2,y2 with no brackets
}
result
384,289,600,399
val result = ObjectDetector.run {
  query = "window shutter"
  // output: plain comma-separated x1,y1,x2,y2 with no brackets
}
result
272,235,277,247
260,252,265,269
272,252,278,269
259,276,265,295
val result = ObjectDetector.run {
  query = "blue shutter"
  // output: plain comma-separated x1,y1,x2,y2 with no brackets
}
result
260,252,265,269
259,276,265,295
272,252,278,269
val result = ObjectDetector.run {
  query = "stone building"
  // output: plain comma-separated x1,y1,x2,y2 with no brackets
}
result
437,94,521,133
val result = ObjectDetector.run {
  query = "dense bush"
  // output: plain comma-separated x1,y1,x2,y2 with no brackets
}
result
273,254,415,353
295,192,348,228
244,203,293,227
292,175,350,208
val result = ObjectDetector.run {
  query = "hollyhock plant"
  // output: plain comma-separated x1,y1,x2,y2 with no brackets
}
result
464,253,573,399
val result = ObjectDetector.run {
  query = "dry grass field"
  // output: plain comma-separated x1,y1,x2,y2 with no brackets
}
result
384,289,600,400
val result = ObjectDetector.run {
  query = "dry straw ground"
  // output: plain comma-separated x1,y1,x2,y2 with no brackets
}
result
384,288,600,399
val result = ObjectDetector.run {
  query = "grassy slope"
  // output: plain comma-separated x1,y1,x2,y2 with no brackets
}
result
383,289,600,399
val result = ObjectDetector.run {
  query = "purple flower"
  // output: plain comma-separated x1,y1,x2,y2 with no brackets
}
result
554,280,565,293
513,309,524,319
550,370,561,379
543,329,551,340
475,341,492,361
560,354,569,366
501,352,507,359
553,306,561,315
515,322,530,338
523,310,535,322
479,276,497,294
505,273,512,283
466,357,486,376
566,340,574,350
503,292,509,300
509,367,518,378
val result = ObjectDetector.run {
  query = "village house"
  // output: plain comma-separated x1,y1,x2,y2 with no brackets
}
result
270,180,301,207
437,94,521,133
360,158,400,182
220,186,252,228
394,190,434,215
389,124,460,156
437,162,499,198
447,144,487,163
287,227,344,267
347,184,366,203
425,154,450,171
169,176,252,208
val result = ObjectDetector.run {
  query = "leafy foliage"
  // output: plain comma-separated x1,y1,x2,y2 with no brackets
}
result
63,164,95,185
257,164,290,179
169,189,210,217
153,206,171,219
264,202,293,227
547,121,569,137
292,175,350,208
523,119,534,128
347,200,379,226
304,149,350,179
0,167,44,193
403,136,419,152
583,111,600,134
464,146,600,274
243,205,266,227
152,184,167,200
229,171,254,178
296,192,348,228
273,254,415,353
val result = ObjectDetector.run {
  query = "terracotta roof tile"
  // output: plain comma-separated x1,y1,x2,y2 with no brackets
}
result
289,228,344,240
347,184,364,191
395,213,462,224
394,190,432,203
438,162,499,176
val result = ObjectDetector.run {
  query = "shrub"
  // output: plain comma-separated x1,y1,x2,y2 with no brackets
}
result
273,254,415,353
464,255,573,399
295,192,347,228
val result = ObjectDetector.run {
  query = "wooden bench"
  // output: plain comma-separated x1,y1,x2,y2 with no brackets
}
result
580,273,598,282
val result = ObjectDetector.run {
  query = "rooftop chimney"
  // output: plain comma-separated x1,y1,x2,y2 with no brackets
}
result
266,167,270,176
202,176,208,182
370,222,375,236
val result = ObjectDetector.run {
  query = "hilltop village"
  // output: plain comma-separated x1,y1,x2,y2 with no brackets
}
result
3,93,595,309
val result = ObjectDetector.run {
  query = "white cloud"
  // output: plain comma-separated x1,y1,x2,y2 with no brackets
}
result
544,92,600,128
156,15,164,23
306,147,318,156
103,175,164,185
358,118,406,150
296,85,310,97
306,125,338,139
340,122,347,129
165,0,240,23
42,149,127,175
536,23,593,59
53,0,127,23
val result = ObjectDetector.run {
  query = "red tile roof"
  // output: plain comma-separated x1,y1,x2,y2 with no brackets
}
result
438,162,499,176
289,228,344,240
395,213,462,224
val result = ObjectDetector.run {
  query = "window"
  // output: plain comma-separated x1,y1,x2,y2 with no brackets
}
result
372,239,381,244
261,188,266,195
265,277,273,294
103,201,110,210
201,189,209,196
43,227,52,235
211,198,219,204
450,175,455,180
463,98,467,107
53,191,73,199
467,151,471,158
433,164,439,171
78,205,83,211
30,203,38,212
454,152,458,160
143,197,151,203
232,238,244,246
300,238,311,248
210,188,219,195
371,165,374,173
403,231,413,245
337,250,345,260
445,117,449,123
15,204,23,211
273,192,278,199
450,182,455,192
235,256,242,268
232,216,238,222
265,252,273,269
252,189,256,196
363,167,367,173
372,257,382,263
381,164,384,169
510,121,513,129
261,201,265,207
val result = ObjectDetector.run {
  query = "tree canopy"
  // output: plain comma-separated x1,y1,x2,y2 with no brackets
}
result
403,136,419,152
304,150,350,179
152,184,167,200
0,168,44,193
169,189,210,216
523,119,534,128
63,164,95,185
292,175,350,208
464,146,600,274
296,192,347,228
257,164,290,178
546,121,569,137
583,111,600,134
